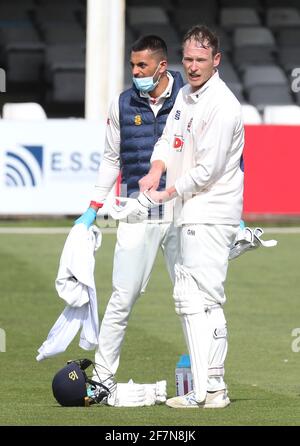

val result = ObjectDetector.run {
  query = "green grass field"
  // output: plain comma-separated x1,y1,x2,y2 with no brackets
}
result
0,228,300,426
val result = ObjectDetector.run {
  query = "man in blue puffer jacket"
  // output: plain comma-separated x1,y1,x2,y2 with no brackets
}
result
75,35,184,381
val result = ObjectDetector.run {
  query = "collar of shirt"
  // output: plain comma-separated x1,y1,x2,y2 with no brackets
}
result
140,71,174,105
185,70,220,103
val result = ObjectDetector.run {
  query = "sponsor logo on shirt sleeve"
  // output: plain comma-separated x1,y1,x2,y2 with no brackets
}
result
173,135,184,152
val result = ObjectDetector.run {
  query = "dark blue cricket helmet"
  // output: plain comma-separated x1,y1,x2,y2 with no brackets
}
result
52,359,115,407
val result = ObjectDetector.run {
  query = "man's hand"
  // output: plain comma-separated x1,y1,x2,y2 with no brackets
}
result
139,172,160,192
138,161,165,192
74,207,97,228
146,187,177,204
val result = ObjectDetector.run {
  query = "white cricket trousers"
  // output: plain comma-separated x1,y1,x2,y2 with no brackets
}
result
94,220,178,378
174,223,238,399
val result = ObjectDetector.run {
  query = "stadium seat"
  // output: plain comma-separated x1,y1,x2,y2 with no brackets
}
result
34,6,78,25
127,0,173,9
233,47,276,72
0,26,45,82
44,44,85,82
233,27,276,49
127,7,170,25
247,85,293,110
241,104,263,124
264,0,300,7
220,0,263,9
232,27,277,75
132,23,180,45
38,0,81,5
218,62,243,97
50,63,85,103
45,44,85,66
278,47,300,74
263,105,300,124
0,0,35,7
41,23,85,44
177,0,217,7
220,8,261,29
4,45,45,83
213,27,232,53
277,28,300,47
0,3,32,22
173,8,217,33
33,0,83,23
176,0,218,19
266,8,300,29
243,65,288,90
2,102,47,120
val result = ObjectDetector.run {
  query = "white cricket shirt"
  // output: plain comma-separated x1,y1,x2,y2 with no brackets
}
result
151,71,244,225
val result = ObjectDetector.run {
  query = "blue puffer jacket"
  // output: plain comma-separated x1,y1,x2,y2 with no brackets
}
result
119,71,184,197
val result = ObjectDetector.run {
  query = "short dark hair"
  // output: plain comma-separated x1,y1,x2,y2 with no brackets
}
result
182,25,220,56
131,35,168,60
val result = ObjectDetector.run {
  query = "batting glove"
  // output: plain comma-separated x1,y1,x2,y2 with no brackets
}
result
128,191,160,222
229,227,277,260
106,379,167,407
109,192,159,223
74,207,97,228
136,191,159,212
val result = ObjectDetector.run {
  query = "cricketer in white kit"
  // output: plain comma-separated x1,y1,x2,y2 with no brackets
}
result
142,25,244,408
75,35,184,384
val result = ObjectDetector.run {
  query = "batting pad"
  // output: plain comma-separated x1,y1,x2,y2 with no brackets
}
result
173,264,209,402
229,227,277,260
181,313,210,403
207,307,228,392
173,264,205,315
106,379,167,407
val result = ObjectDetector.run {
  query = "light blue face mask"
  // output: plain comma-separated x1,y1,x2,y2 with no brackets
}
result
132,63,162,93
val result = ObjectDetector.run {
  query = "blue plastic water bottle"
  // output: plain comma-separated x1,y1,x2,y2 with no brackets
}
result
175,354,193,396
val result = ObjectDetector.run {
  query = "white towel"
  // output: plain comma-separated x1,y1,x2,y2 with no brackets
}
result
36,224,101,361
